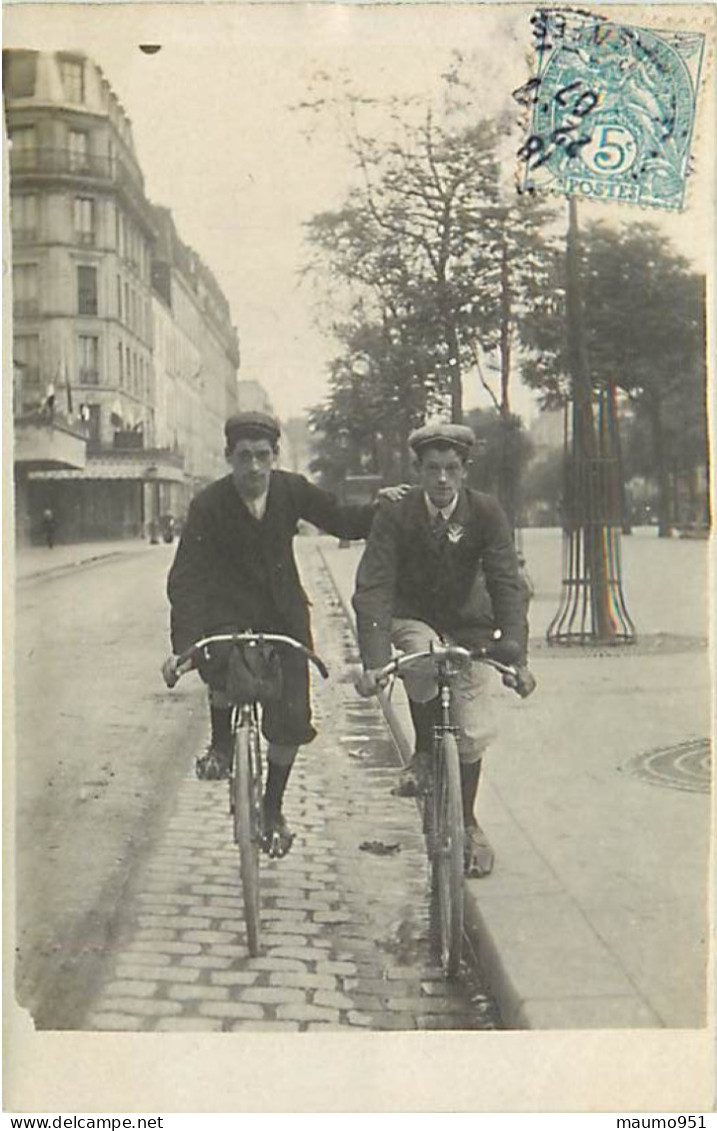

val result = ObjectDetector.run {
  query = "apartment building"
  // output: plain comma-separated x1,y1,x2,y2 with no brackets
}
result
4,48,241,542
151,205,241,517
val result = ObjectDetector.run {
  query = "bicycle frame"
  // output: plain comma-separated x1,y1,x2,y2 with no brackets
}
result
164,630,329,956
372,639,518,977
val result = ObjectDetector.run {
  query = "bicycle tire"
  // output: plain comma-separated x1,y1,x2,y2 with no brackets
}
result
431,732,464,977
232,720,261,956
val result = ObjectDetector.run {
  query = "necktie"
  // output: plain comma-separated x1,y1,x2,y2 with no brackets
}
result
432,511,449,541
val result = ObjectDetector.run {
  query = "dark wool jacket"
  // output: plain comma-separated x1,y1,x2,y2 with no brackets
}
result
167,471,373,655
352,486,527,670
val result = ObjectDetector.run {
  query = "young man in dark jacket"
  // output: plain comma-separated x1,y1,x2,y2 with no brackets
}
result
163,410,379,856
353,422,535,877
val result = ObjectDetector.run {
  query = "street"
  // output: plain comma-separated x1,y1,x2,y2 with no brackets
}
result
14,539,500,1031
14,545,206,1027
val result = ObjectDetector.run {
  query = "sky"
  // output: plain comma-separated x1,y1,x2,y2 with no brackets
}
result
4,2,714,425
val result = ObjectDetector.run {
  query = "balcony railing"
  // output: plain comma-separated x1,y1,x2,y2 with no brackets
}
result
9,148,156,235
11,227,38,243
85,440,185,469
10,147,114,178
78,367,100,385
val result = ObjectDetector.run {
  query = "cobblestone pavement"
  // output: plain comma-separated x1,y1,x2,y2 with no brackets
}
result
85,542,501,1032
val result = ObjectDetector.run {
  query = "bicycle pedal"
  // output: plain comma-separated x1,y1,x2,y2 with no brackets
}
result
263,829,294,859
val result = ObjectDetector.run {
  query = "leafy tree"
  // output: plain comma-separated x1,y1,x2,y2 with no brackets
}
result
300,64,558,526
521,220,707,536
464,407,534,520
307,309,433,486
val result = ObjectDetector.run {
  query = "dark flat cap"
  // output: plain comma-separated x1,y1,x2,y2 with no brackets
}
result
225,410,281,445
409,422,475,455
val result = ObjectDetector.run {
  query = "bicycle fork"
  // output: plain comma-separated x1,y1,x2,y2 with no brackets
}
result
426,682,460,858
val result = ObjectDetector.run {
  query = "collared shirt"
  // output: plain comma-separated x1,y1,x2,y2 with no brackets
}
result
423,492,459,524
242,490,269,521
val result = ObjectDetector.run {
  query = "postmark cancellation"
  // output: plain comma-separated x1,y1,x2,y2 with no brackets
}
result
515,8,706,211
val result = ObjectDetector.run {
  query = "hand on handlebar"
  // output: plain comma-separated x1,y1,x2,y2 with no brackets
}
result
354,668,386,698
161,654,194,689
502,664,537,699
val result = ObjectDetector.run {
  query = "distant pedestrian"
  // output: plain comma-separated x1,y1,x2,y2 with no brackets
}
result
41,507,57,549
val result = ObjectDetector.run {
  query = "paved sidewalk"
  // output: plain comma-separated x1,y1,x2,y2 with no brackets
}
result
14,538,164,581
320,527,713,1029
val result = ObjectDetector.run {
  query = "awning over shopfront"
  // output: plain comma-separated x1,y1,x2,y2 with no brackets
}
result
29,448,186,483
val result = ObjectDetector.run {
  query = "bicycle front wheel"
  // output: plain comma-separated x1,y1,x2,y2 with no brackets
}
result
232,721,262,956
431,732,464,977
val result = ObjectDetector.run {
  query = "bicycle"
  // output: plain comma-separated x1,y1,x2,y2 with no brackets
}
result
371,640,519,976
163,632,329,956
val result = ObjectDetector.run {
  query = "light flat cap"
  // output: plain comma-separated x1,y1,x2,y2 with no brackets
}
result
409,421,475,455
225,410,281,446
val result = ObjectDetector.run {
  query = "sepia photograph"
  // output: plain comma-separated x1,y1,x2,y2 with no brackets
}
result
2,0,715,1114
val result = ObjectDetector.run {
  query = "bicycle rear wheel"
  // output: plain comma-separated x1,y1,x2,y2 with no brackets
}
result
431,732,464,977
232,718,262,956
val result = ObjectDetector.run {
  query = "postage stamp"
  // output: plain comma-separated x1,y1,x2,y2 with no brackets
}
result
515,8,706,210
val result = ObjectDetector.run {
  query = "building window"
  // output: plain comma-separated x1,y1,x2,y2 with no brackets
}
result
115,205,121,250
78,335,99,384
68,129,89,172
3,51,38,98
13,263,39,316
124,282,130,327
74,196,95,246
77,265,98,315
117,275,122,321
125,346,131,390
9,126,36,169
14,335,41,395
118,341,124,387
59,57,84,103
12,195,38,241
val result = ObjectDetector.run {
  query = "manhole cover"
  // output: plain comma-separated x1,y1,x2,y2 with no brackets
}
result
624,739,711,794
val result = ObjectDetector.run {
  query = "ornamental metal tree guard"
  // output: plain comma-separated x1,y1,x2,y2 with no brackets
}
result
547,200,636,648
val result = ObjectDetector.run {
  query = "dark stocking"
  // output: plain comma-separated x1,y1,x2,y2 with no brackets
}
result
264,761,293,821
210,706,232,753
460,759,482,828
407,695,440,755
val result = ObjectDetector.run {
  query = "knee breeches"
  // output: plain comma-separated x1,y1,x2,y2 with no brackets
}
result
391,618,497,764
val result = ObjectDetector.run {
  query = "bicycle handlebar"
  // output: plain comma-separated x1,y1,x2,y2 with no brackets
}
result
165,632,329,687
373,640,519,687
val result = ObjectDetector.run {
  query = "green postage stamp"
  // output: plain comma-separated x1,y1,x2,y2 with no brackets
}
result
515,8,706,210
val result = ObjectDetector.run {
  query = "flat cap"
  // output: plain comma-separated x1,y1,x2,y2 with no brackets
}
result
409,421,475,455
225,410,281,445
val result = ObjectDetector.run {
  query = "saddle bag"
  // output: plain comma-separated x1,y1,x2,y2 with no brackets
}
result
226,642,284,705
